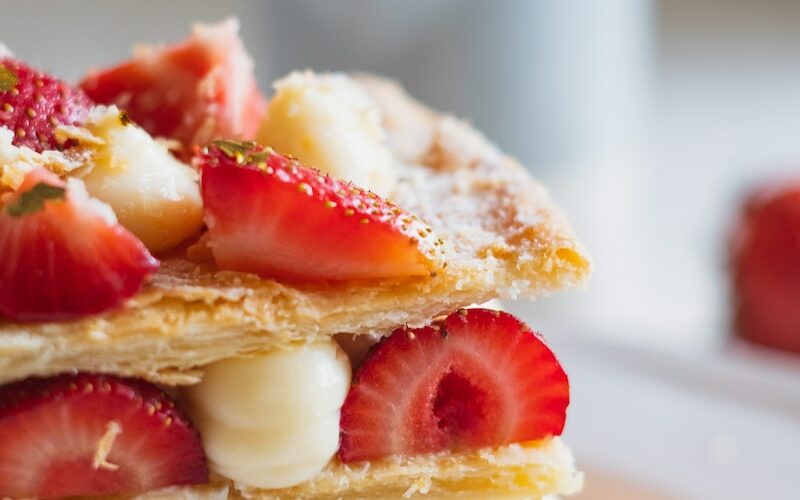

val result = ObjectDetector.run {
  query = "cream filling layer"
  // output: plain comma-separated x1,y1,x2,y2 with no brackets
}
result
184,340,352,489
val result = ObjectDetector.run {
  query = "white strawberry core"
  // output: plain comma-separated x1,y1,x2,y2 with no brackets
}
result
66,178,118,226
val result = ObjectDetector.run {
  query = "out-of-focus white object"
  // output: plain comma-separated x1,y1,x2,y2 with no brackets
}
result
516,0,657,348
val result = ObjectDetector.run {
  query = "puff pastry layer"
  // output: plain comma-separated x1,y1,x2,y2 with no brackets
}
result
129,438,581,500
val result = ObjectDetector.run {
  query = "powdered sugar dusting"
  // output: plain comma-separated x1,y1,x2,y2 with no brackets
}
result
374,77,591,297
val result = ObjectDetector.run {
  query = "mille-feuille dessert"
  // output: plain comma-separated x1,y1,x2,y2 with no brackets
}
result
0,20,590,499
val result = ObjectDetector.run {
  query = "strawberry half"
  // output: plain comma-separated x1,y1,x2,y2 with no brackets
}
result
198,140,441,281
0,373,208,498
338,308,569,463
0,168,158,322
731,183,800,353
0,56,92,152
80,19,267,157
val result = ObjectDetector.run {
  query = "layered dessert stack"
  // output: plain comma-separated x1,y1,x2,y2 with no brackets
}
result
0,20,590,499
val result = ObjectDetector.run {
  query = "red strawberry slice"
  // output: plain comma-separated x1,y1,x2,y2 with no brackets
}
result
80,19,267,157
731,183,800,353
0,56,92,152
0,168,158,322
198,140,441,282
338,308,569,463
0,373,208,498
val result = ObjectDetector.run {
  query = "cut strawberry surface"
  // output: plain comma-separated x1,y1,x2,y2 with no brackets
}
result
338,308,569,463
0,373,208,498
0,56,92,152
731,184,800,353
198,140,440,282
80,19,267,157
0,168,158,322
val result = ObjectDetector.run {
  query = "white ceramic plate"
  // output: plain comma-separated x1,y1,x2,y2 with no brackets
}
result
547,334,800,500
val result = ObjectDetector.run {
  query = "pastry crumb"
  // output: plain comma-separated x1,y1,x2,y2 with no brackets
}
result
93,420,122,471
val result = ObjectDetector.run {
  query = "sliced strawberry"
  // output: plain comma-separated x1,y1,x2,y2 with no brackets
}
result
338,308,569,463
0,373,208,498
0,56,92,152
0,168,158,322
198,140,440,281
731,183,800,353
80,19,267,157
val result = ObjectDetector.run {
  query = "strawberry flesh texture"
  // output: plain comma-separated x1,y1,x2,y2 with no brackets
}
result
0,373,208,498
731,184,800,353
0,57,92,152
338,308,569,463
0,169,158,322
199,142,438,281
80,20,266,157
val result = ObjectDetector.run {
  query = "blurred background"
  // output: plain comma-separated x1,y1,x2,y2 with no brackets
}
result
3,1,800,498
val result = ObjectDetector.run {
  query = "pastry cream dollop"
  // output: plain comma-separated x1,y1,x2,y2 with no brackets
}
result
257,71,397,197
80,106,204,253
184,340,352,489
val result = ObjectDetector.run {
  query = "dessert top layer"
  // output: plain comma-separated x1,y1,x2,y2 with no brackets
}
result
0,74,589,385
